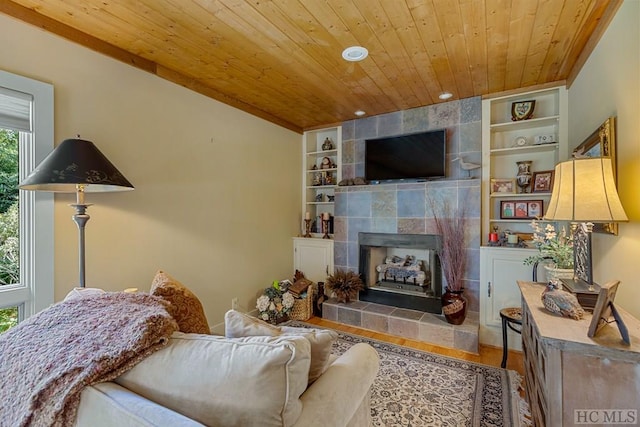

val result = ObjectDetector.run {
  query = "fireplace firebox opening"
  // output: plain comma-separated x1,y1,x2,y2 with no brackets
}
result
358,232,442,314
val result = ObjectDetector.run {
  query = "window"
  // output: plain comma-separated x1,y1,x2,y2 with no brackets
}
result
0,70,54,328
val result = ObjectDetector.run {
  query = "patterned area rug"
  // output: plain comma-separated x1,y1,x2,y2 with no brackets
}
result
289,321,529,427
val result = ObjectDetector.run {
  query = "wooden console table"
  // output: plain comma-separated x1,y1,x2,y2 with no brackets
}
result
518,281,640,426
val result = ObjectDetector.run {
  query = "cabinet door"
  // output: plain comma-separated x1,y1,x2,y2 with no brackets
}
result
480,247,536,348
293,238,334,283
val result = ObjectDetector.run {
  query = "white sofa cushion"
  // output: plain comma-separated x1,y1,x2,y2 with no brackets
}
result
224,310,337,383
115,332,311,427
76,383,204,427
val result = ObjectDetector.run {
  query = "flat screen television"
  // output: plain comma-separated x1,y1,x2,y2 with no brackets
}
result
365,129,446,182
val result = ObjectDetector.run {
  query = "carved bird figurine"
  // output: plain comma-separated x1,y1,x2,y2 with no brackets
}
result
452,157,481,178
541,282,585,320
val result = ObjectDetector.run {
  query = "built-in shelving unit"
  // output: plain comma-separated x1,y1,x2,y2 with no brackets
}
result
302,126,342,237
481,86,568,242
479,85,568,349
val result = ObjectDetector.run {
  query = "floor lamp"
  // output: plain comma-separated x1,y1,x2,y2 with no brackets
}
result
544,157,628,292
19,137,134,287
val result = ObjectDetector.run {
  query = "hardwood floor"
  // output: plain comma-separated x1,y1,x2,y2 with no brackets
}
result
306,316,525,376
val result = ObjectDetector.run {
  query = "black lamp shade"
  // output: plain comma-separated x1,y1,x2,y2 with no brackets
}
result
19,138,134,192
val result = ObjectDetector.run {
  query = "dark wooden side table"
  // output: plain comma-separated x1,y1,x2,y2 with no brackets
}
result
499,307,522,368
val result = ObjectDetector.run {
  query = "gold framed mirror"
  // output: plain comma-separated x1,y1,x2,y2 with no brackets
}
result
572,116,617,234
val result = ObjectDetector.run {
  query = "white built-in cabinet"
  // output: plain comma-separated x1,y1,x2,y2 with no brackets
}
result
292,238,334,284
479,86,568,349
479,247,537,349
292,126,340,282
302,126,341,237
293,126,342,283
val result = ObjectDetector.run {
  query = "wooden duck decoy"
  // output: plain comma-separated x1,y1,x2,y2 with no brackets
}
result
541,282,585,320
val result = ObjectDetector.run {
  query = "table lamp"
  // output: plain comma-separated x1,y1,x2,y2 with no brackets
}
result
544,157,628,291
19,137,134,287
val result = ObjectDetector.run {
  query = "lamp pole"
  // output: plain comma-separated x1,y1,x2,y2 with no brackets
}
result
70,185,91,288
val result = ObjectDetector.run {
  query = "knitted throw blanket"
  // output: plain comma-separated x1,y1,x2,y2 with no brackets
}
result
0,292,179,427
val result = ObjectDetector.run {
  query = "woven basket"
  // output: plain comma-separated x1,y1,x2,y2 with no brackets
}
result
289,284,315,321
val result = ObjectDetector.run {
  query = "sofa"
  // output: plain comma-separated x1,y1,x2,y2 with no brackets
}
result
74,311,380,427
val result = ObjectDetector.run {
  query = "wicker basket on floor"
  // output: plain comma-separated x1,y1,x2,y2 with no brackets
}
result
288,284,315,321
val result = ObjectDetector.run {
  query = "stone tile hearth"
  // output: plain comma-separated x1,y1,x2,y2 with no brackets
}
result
322,298,479,354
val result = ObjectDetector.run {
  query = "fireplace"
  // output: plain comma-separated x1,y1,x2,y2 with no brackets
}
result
358,232,442,314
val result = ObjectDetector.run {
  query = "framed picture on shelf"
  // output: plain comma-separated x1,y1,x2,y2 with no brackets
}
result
500,201,515,218
500,200,543,219
490,178,516,194
514,202,528,218
532,170,554,193
527,201,543,218
587,280,629,344
511,100,536,121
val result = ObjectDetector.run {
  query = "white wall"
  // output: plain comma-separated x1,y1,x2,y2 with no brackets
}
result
0,13,302,326
568,0,640,318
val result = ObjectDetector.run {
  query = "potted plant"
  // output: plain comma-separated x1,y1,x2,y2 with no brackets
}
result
430,199,468,325
325,269,364,303
523,220,574,282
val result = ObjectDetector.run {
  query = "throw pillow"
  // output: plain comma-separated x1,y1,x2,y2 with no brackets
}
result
115,332,310,427
150,270,210,334
225,309,337,383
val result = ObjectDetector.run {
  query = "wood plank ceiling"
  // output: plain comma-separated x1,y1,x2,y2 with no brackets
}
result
1,0,621,133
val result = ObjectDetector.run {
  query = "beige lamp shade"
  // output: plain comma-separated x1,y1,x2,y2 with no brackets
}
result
545,157,628,222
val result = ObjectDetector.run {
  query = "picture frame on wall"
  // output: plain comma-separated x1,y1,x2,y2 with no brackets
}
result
490,178,516,194
532,170,554,193
500,200,543,219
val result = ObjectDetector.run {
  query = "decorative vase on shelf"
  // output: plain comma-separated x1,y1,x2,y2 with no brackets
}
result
516,160,533,193
441,288,467,325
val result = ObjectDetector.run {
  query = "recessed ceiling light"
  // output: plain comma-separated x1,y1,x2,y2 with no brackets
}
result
439,92,453,100
342,46,369,62
355,110,366,117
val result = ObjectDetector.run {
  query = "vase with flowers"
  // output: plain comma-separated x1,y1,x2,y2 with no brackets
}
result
523,220,574,282
256,280,295,324
430,198,468,325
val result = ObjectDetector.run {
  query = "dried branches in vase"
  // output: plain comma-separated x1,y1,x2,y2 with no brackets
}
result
429,197,468,324
430,199,467,292
325,269,364,303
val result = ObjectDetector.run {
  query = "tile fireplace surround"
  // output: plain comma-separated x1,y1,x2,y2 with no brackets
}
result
335,97,482,312
326,99,483,352
332,178,481,311
322,298,479,353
